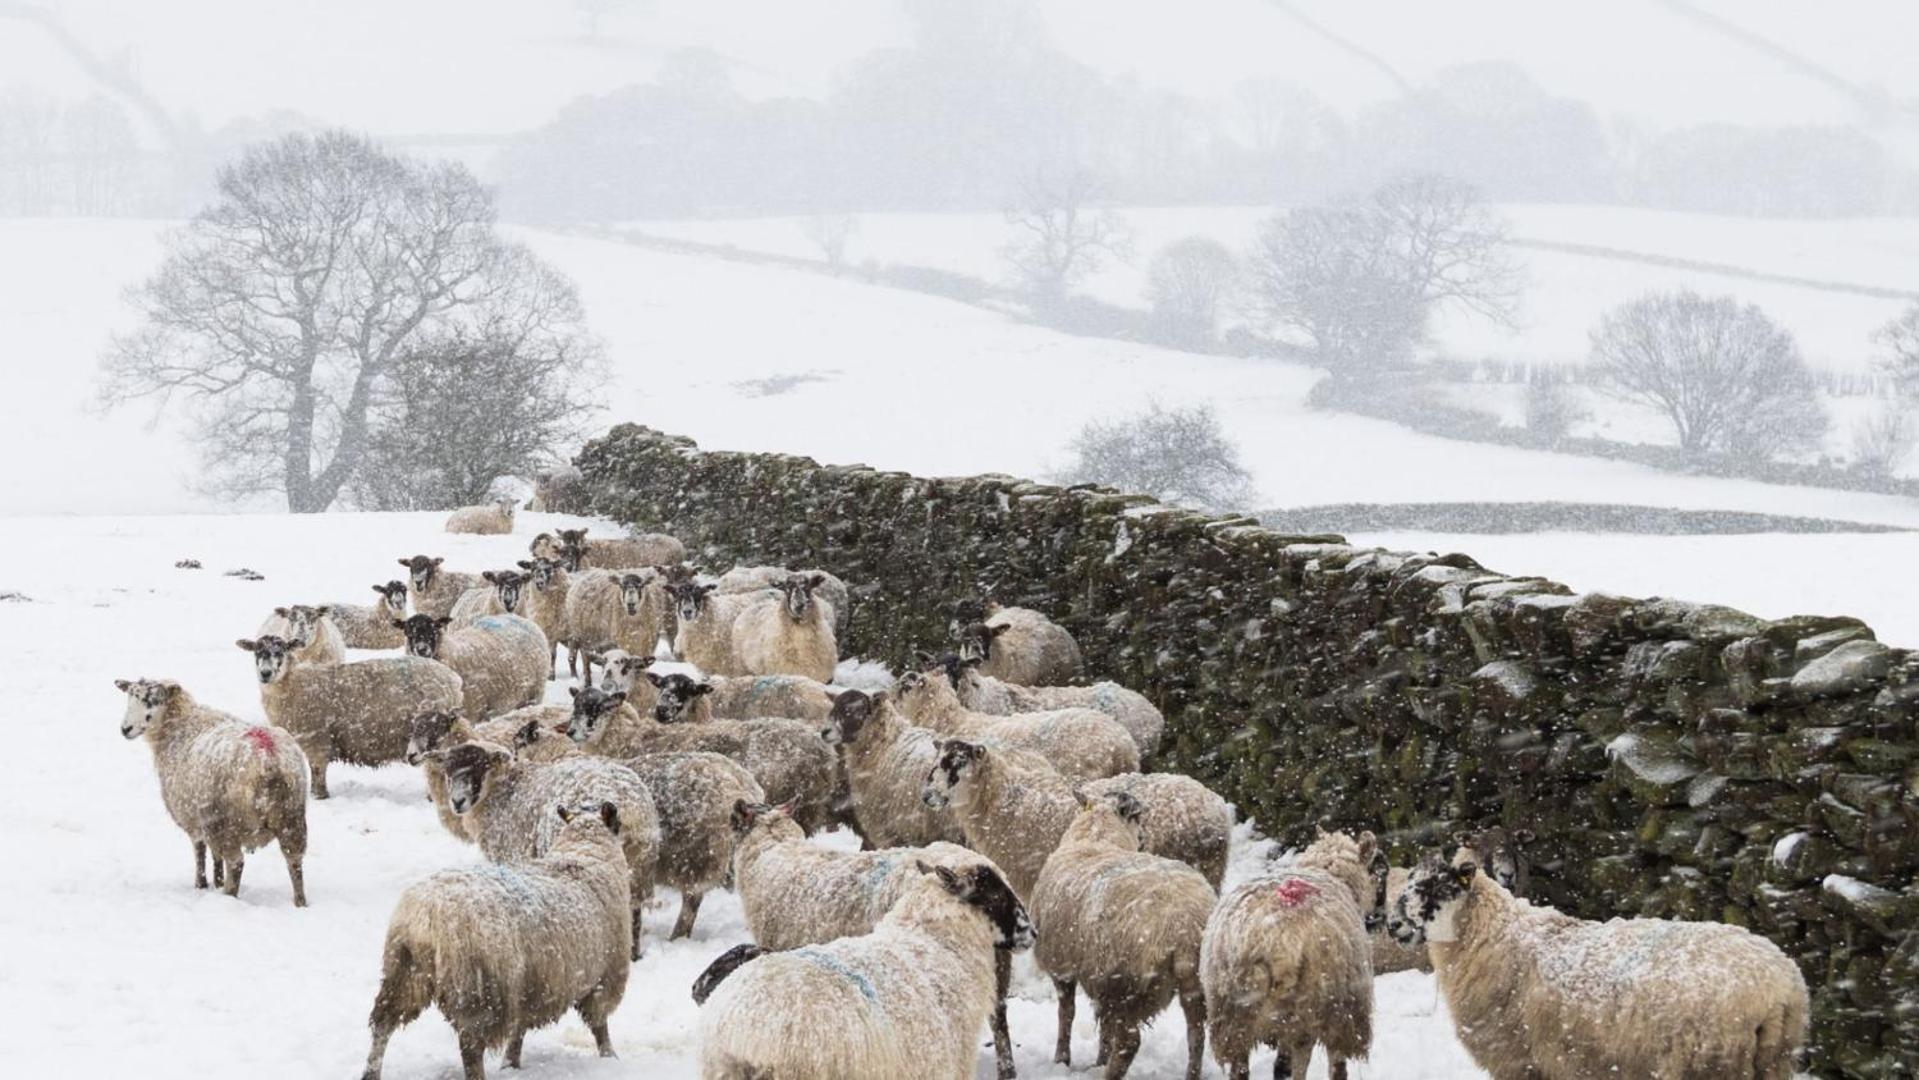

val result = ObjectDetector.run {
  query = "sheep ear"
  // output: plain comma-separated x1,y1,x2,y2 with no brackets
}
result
431,557,444,566
517,560,534,569
1072,786,1092,810
608,691,628,706
398,558,411,568
315,606,331,617
273,606,289,617
513,719,541,747
870,690,887,706
1357,830,1379,863
927,863,965,895
482,571,498,583
645,672,665,688
488,748,512,769
730,800,757,834
435,615,452,627
598,801,621,835
693,682,714,696
568,687,580,699
556,804,575,823
391,619,407,630
114,678,132,692
1453,861,1478,887
234,639,257,651
988,624,1012,638
806,573,825,588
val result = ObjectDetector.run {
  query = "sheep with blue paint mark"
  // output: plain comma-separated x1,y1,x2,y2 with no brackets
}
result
398,612,547,721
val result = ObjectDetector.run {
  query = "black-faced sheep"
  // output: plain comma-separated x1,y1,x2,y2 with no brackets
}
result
329,582,410,650
553,526,685,571
667,579,754,675
430,741,662,959
727,573,839,682
406,706,575,840
940,652,1163,759
564,568,669,686
1367,827,1536,976
359,802,631,1080
447,568,532,626
258,604,346,666
695,861,1034,1080
716,564,850,637
645,672,840,834
398,554,483,620
1204,828,1378,1080
821,689,964,849
951,599,1083,685
236,634,463,799
896,663,1138,781
397,613,547,721
623,751,763,940
1030,791,1215,1080
515,557,569,678
444,497,516,535
1387,854,1810,1080
116,678,309,906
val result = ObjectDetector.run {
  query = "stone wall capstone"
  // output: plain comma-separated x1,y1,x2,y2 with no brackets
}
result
577,423,1919,1077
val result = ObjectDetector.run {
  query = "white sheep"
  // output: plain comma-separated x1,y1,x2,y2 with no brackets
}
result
716,564,850,637
257,604,346,666
115,678,309,906
1030,790,1215,1080
526,464,583,513
1080,771,1232,889
235,634,463,799
359,801,631,1080
446,568,532,626
624,751,764,939
515,556,570,678
1204,828,1378,1080
667,580,756,675
951,599,1083,685
430,741,662,959
1386,854,1810,1079
329,581,410,651
564,568,669,687
644,672,841,833
821,689,964,849
444,496,516,535
553,525,685,570
397,613,547,721
405,706,575,841
727,573,839,682
941,652,1163,759
896,662,1138,781
1368,828,1536,976
695,860,1035,1080
398,554,483,620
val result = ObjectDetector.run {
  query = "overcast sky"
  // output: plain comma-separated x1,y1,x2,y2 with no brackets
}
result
3,0,1915,139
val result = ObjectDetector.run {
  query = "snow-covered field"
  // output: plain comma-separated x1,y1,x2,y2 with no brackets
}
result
0,509,1486,1079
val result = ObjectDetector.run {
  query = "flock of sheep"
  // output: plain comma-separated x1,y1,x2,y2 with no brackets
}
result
116,496,1815,1080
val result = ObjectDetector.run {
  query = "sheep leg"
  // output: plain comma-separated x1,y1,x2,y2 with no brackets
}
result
504,1030,525,1069
566,644,579,679
223,853,245,897
1330,1056,1348,1080
1052,978,1076,1065
307,753,330,800
1105,1021,1141,1079
457,1028,487,1080
193,840,209,888
1227,1059,1250,1080
990,948,1015,1080
631,904,646,960
1094,1009,1110,1066
285,851,307,908
577,992,617,1058
211,856,224,889
547,641,558,681
670,891,704,940
1179,983,1207,1080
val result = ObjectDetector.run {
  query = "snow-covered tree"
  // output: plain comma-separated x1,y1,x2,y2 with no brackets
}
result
1850,404,1914,481
1001,166,1131,307
99,130,594,512
1055,402,1253,512
1145,236,1239,346
801,213,860,269
1877,302,1919,399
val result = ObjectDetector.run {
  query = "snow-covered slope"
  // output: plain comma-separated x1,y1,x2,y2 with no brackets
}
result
0,509,1486,1079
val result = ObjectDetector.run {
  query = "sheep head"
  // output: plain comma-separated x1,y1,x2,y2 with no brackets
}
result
617,571,656,617
1387,853,1477,946
918,860,1034,952
954,621,1013,663
397,554,445,592
115,677,180,738
481,568,529,613
774,572,824,621
596,649,656,694
397,614,453,659
373,580,410,608
567,686,628,744
519,557,565,592
668,580,717,626
555,799,621,837
822,689,886,747
235,635,295,685
1453,826,1535,895
921,739,986,809
436,741,512,815
405,709,466,765
646,670,711,723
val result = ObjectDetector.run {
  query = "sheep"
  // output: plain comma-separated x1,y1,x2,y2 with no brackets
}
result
526,464,583,513
584,648,661,714
821,689,964,849
359,801,631,1080
446,568,532,626
1367,827,1536,976
1387,854,1810,1080
940,652,1164,759
624,751,763,939
1080,771,1232,889
716,564,850,637
115,678,309,906
697,671,840,723
1204,828,1379,1080
728,572,839,682
329,581,410,650
564,568,670,686
515,557,569,678
695,859,1035,1080
667,580,756,675
727,801,1022,1078
397,613,547,722
895,662,1138,781
257,604,346,666
235,634,462,799
444,496,517,535
406,706,576,841
554,525,685,571
431,741,662,960
1031,790,1215,1080
398,554,483,620
952,598,1083,685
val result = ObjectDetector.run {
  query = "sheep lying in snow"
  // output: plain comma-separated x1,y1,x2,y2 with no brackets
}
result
952,599,1083,685
430,741,662,959
359,801,631,1080
329,582,410,650
553,526,685,571
940,652,1163,759
398,613,547,721
116,678,309,906
822,689,964,849
896,661,1138,781
565,568,669,686
1205,828,1378,1080
258,604,345,666
1387,854,1810,1080
516,557,569,678
1031,791,1215,1080
447,568,532,626
727,801,1022,1078
624,751,763,939
398,554,483,620
695,860,1034,1080
236,635,462,799
716,564,850,637
406,707,575,840
444,497,516,535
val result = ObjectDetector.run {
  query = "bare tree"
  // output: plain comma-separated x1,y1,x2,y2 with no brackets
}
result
1145,236,1239,346
1054,402,1254,511
100,130,593,512
0,89,60,214
1876,302,1919,399
1850,403,1914,480
1247,174,1517,371
65,96,140,215
800,213,860,269
1523,379,1587,447
1590,289,1827,460
1001,167,1132,307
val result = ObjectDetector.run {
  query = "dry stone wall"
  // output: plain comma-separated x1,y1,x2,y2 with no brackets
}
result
578,423,1919,1077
